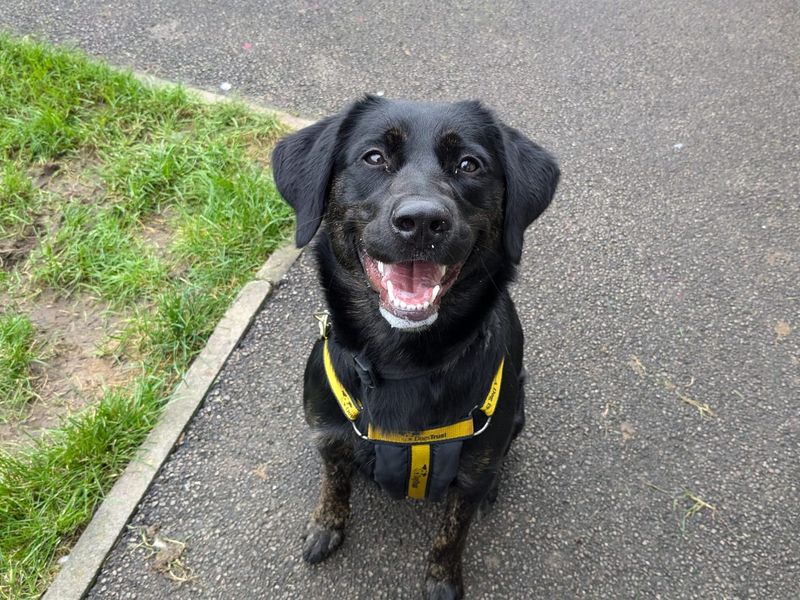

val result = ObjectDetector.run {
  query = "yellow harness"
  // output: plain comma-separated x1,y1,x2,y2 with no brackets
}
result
319,315,504,500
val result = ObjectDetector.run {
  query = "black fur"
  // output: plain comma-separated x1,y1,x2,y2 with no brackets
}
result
272,97,559,599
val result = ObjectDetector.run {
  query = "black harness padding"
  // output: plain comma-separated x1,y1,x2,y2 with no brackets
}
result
316,312,503,502
372,440,464,501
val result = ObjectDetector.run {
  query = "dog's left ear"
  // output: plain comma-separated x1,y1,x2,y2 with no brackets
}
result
500,124,560,263
271,114,342,247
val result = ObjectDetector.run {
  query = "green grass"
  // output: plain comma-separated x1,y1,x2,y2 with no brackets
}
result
0,375,166,597
0,33,294,598
0,162,37,236
32,203,169,304
0,313,42,415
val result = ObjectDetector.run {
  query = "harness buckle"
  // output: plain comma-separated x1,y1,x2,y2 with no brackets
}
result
469,404,493,437
353,353,376,390
314,311,331,339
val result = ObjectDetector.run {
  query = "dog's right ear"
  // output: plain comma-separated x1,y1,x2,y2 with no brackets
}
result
499,124,560,264
271,115,342,247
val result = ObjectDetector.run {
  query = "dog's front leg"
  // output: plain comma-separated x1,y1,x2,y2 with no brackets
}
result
425,487,483,600
303,436,354,564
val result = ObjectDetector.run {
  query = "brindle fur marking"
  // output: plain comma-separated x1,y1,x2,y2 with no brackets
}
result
303,436,354,564
426,488,484,600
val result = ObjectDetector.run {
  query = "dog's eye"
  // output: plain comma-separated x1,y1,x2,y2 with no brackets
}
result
363,150,387,166
456,157,480,174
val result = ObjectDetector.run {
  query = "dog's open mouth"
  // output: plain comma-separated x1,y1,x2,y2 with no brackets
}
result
359,248,463,329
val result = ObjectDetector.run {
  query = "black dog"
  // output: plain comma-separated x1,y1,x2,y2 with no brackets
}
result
272,96,558,599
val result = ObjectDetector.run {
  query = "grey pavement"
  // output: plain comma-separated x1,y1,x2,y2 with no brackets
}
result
3,0,799,598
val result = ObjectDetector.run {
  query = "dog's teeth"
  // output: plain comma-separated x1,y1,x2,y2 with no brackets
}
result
422,301,430,310
438,265,447,280
377,261,384,275
431,285,441,303
387,280,395,302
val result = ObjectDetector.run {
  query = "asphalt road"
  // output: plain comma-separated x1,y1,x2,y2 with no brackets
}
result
4,0,799,598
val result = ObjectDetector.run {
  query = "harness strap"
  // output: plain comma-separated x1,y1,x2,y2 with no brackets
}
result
317,312,506,502
322,337,505,441
322,338,361,420
408,444,430,499
368,418,474,444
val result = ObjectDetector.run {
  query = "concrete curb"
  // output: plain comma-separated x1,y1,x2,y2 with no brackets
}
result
132,71,315,130
42,77,308,600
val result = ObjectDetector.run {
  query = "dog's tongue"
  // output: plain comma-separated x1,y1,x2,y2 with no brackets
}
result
385,261,443,302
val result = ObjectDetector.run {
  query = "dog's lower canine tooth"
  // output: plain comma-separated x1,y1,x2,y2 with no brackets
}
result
431,285,441,302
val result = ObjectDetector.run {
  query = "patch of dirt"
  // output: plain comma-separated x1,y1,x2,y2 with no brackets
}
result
33,162,62,188
140,210,189,283
140,210,176,258
0,152,181,448
37,152,105,203
0,228,39,270
0,290,135,447
1,157,104,271
0,152,139,446
147,19,190,44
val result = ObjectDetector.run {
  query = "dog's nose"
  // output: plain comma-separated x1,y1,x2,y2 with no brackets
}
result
391,198,451,246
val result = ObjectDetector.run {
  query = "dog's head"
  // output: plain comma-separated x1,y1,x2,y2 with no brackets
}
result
273,97,559,331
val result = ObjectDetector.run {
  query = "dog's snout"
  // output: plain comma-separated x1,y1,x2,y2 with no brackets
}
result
391,198,451,245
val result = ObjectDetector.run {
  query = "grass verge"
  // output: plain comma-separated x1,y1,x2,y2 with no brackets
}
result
0,33,293,598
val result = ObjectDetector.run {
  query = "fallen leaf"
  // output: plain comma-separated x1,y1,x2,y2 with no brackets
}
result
775,321,792,338
153,543,182,572
621,422,635,441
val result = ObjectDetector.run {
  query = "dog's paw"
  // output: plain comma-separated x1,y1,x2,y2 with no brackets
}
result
425,578,463,600
302,522,343,564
